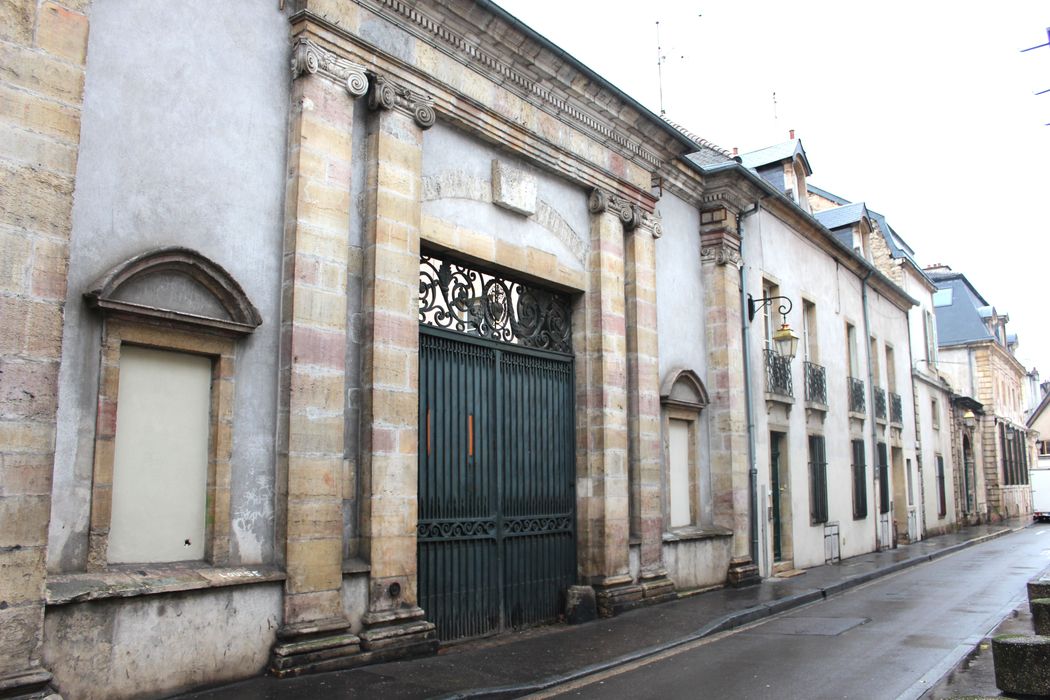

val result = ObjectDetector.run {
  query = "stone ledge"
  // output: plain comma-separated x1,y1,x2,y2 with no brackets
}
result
46,564,285,605
662,525,733,543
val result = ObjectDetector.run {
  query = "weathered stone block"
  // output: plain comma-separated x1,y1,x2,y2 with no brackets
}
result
491,159,536,215
1029,575,1050,607
37,2,89,64
993,634,1050,696
1033,598,1050,636
0,84,80,143
565,585,597,625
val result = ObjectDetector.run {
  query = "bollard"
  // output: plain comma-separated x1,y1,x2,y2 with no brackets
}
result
992,634,1050,696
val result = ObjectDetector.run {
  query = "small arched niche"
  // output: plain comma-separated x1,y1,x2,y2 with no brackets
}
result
84,247,261,336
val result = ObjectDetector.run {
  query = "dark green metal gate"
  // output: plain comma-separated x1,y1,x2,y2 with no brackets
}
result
418,328,576,641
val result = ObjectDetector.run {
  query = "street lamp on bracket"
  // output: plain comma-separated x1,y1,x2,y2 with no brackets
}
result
747,293,799,360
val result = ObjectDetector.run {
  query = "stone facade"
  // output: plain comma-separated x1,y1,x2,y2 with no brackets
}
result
0,2,1030,698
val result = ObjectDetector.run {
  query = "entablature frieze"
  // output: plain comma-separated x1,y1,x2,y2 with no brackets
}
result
288,11,660,213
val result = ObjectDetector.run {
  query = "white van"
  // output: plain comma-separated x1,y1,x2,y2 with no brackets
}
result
1034,468,1050,522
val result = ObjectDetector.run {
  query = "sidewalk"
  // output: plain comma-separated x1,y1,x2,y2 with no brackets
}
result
173,520,1028,700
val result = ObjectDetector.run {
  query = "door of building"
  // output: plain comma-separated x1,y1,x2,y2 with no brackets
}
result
770,431,784,562
417,254,576,643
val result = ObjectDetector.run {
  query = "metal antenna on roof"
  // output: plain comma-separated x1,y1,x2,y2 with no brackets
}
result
656,21,666,116
772,91,778,120
1020,27,1050,124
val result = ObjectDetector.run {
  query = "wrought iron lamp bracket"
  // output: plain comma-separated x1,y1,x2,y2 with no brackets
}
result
747,293,794,323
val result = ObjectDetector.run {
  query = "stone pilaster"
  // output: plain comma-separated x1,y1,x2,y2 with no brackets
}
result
356,75,436,658
699,206,758,587
578,189,643,616
624,212,675,605
271,38,367,676
0,2,89,697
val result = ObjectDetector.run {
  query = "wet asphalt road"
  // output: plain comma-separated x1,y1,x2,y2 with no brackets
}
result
538,524,1050,700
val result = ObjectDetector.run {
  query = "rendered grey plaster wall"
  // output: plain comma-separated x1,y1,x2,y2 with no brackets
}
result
655,193,705,382
420,123,589,275
653,193,715,526
48,1,290,571
42,584,282,700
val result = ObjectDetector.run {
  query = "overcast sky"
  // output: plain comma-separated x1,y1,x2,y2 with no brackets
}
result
495,1,1050,377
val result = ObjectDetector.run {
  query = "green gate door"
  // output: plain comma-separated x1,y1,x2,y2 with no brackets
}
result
418,329,575,641
417,253,576,643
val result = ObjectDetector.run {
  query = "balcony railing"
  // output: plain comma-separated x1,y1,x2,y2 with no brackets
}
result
874,387,887,420
848,376,866,414
764,349,793,397
804,361,827,405
890,392,903,424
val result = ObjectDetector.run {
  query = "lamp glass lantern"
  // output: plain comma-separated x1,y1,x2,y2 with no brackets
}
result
772,322,800,360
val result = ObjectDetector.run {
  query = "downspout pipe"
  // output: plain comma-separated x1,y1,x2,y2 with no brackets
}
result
860,269,881,549
737,201,762,573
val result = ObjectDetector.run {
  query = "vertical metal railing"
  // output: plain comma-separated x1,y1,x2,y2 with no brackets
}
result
890,392,903,424
764,349,793,397
804,361,826,405
418,329,575,642
848,376,866,413
874,387,887,420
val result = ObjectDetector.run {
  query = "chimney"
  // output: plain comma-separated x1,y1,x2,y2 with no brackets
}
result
789,129,795,140
732,146,738,156
1042,381,1050,398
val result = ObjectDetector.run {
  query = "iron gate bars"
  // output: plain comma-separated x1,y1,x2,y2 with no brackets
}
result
417,330,576,642
419,253,572,353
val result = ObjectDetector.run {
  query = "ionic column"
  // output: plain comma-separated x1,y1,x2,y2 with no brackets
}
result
624,212,675,604
699,205,759,586
578,189,643,616
356,75,437,657
271,38,367,676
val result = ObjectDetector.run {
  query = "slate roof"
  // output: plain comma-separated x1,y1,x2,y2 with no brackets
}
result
1027,388,1050,428
738,140,812,175
926,271,995,345
807,183,850,206
662,118,735,167
812,202,868,230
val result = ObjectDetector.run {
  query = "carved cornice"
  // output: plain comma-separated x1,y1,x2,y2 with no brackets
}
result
291,37,369,98
368,74,436,130
353,0,666,168
588,188,642,232
700,244,742,268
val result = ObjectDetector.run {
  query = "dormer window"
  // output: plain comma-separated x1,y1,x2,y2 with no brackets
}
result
793,158,809,213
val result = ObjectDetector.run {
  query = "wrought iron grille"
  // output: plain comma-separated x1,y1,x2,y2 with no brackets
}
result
874,387,887,420
804,361,827,405
764,349,793,397
848,376,865,413
890,392,903,424
419,253,572,353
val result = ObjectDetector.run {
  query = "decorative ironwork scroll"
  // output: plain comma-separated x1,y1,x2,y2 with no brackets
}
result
503,516,573,537
417,518,497,542
419,253,572,353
